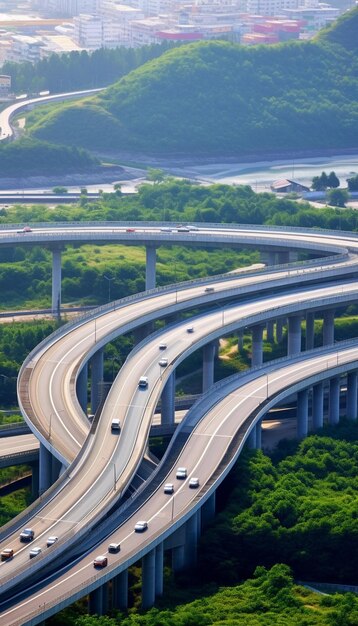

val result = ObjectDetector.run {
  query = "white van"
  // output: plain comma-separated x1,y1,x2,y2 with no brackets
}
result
138,376,148,388
111,419,121,432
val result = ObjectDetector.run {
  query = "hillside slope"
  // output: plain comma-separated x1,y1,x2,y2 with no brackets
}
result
28,8,358,158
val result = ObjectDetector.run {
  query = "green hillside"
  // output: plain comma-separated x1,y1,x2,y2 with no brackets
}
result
28,8,358,158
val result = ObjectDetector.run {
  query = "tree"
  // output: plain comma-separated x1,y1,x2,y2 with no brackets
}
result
311,172,329,191
327,188,349,207
327,171,340,188
52,186,68,194
347,174,358,191
146,168,165,184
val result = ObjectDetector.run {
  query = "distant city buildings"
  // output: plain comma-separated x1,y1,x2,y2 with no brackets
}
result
0,0,343,64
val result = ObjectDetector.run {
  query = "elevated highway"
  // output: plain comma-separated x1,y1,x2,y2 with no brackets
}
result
0,223,357,623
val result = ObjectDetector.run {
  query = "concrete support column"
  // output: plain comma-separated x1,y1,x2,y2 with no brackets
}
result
238,330,244,352
172,544,185,573
312,382,324,430
287,315,301,356
185,512,198,568
39,443,52,494
247,427,257,449
266,320,275,343
146,245,156,291
51,455,62,483
266,251,276,266
305,312,315,351
155,543,164,597
76,362,88,415
297,388,309,438
276,318,285,343
201,492,216,527
31,461,39,500
347,371,358,420
113,569,128,611
255,418,262,450
142,548,156,609
202,341,216,392
251,324,264,367
277,251,289,264
161,372,175,426
323,309,335,346
329,377,340,425
51,247,62,319
133,323,153,344
89,585,104,616
90,348,104,415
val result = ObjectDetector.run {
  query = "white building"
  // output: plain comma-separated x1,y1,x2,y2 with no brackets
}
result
6,35,44,63
73,13,104,47
247,0,299,16
31,0,100,17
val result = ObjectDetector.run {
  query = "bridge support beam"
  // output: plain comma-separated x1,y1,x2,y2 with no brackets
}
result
276,318,285,343
329,377,340,425
251,324,264,367
202,341,216,392
323,309,335,346
142,548,156,609
288,315,301,355
347,371,358,420
90,348,104,415
155,543,164,597
161,372,175,426
297,388,309,438
185,512,199,568
255,418,262,449
201,492,216,527
76,362,88,415
247,427,257,449
238,330,244,352
51,455,62,483
172,544,185,572
305,312,315,350
39,443,52,494
31,460,39,499
146,245,156,291
312,382,324,430
51,247,62,320
113,569,128,611
266,320,274,343
277,251,290,264
89,585,104,616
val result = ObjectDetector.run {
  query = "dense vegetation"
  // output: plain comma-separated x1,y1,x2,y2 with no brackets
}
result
0,138,98,177
199,426,358,585
0,42,177,95
25,9,358,157
55,565,358,626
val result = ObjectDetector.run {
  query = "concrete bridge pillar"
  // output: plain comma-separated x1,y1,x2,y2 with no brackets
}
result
276,318,285,343
238,330,244,352
347,371,358,420
266,320,275,343
76,362,88,415
155,543,164,597
31,460,39,500
142,548,156,609
323,309,335,346
201,492,216,527
89,585,104,616
113,569,128,611
277,251,290,264
329,377,340,425
247,427,257,449
266,251,276,266
39,442,52,494
90,348,104,415
146,245,156,291
172,544,185,573
297,388,309,438
161,371,175,426
51,455,62,483
251,324,264,367
288,315,301,355
305,312,315,350
185,512,199,568
51,246,62,320
312,382,324,430
255,418,262,450
202,341,216,392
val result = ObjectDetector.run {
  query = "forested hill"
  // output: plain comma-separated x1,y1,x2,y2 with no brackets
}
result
28,8,358,158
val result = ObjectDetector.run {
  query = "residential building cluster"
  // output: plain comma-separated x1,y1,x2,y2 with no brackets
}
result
0,0,342,65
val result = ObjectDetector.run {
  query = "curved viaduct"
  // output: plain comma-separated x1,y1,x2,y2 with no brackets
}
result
0,223,357,624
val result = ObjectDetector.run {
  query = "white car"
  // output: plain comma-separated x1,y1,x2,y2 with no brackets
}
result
134,520,148,532
164,483,174,494
176,467,187,479
29,546,42,558
189,477,200,489
159,358,168,367
46,536,58,547
186,326,194,334
159,343,167,350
